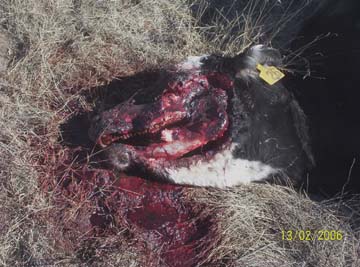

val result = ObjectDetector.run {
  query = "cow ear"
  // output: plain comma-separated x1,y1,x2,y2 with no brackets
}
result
233,45,283,82
245,45,283,67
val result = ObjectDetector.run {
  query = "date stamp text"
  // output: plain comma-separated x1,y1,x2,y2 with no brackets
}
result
281,230,343,241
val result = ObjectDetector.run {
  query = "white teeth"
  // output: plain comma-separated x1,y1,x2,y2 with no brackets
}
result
121,131,148,139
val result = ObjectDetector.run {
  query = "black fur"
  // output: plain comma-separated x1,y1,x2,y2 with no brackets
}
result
203,46,315,184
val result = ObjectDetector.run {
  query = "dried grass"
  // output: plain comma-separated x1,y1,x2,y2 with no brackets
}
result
188,184,360,267
0,1,208,265
0,0,359,266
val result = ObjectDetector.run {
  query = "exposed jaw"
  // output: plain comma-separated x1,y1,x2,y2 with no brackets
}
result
91,75,212,145
91,73,236,183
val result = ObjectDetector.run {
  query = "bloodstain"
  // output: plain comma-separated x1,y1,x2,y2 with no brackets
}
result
51,71,234,266
110,177,212,267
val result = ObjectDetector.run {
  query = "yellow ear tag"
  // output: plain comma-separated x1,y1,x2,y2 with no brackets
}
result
256,64,285,85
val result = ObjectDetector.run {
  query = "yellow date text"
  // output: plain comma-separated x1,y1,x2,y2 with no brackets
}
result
281,230,343,241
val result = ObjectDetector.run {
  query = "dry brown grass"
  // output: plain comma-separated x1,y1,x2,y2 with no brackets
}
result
0,0,359,266
188,184,360,267
0,1,208,265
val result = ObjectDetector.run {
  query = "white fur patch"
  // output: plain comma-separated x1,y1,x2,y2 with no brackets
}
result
164,144,278,188
176,55,208,72
250,44,265,59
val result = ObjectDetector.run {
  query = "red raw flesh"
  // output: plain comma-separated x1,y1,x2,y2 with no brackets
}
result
97,75,208,146
137,88,229,160
96,74,233,149
72,72,234,265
